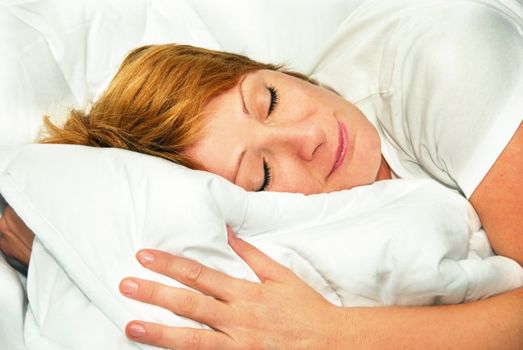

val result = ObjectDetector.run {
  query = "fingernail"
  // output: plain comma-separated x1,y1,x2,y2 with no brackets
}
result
128,323,146,338
121,279,139,296
137,250,155,265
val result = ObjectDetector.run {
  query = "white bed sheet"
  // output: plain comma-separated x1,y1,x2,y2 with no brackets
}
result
0,0,363,150
0,0,363,348
0,144,521,349
0,253,27,350
4,1,520,349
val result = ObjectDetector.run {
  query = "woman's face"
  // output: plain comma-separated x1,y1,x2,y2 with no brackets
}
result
186,69,386,194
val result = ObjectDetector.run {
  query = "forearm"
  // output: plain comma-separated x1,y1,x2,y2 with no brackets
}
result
470,122,523,266
337,288,523,350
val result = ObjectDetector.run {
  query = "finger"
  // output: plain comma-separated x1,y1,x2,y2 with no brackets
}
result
134,249,253,301
126,321,235,350
0,210,11,239
0,212,7,237
0,214,31,266
120,277,231,328
3,206,35,249
227,227,293,283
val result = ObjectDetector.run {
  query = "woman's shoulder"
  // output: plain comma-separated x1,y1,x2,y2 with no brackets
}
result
390,0,523,196
396,0,523,111
311,0,523,94
354,0,523,48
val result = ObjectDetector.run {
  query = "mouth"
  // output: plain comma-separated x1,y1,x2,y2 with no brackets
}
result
327,120,348,178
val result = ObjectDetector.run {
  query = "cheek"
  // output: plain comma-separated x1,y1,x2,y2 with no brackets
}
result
362,124,382,168
344,124,382,186
271,165,324,194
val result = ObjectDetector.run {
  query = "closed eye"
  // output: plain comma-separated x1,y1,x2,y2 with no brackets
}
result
257,159,272,192
267,85,279,115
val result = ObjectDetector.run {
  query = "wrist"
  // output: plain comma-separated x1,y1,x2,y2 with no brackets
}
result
326,305,362,350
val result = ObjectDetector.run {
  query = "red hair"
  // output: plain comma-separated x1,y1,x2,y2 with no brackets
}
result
41,44,313,167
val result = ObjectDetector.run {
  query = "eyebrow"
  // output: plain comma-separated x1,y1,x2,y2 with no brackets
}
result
233,76,250,185
239,75,249,114
233,150,246,184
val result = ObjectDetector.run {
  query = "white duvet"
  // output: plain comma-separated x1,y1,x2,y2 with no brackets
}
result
0,0,367,348
0,144,521,350
2,1,523,349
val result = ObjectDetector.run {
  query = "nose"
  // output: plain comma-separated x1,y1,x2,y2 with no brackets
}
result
263,118,326,161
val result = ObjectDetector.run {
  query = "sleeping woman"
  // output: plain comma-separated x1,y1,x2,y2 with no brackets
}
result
1,0,522,348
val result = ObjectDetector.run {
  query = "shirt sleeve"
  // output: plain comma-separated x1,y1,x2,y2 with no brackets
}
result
397,0,523,197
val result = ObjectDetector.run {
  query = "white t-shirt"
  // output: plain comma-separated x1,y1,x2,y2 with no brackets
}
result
311,0,523,198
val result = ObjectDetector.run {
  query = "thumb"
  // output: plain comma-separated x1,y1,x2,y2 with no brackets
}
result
226,226,292,283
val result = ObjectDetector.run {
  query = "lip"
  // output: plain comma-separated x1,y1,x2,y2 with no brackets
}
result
327,120,348,178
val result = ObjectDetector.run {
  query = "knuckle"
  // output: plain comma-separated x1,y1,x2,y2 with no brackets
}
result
141,282,160,301
181,260,205,284
147,324,168,347
184,331,203,350
177,292,199,315
155,325,165,342
156,253,172,271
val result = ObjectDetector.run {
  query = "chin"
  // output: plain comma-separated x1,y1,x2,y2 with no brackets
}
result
335,167,380,191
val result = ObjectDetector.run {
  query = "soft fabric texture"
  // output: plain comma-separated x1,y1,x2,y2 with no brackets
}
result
311,0,523,198
0,144,521,349
2,0,523,349
0,0,362,347
0,0,360,150
0,0,219,151
0,253,27,350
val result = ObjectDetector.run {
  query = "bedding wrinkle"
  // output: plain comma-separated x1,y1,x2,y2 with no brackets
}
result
246,235,344,306
6,4,93,104
0,252,26,350
120,157,146,248
233,191,249,234
1,142,522,347
2,0,523,346
286,248,344,306
208,176,249,233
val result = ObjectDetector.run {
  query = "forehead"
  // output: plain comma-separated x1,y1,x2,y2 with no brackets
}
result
184,81,246,182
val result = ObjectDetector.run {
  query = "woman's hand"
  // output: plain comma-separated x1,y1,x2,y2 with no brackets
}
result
120,229,350,350
0,205,35,267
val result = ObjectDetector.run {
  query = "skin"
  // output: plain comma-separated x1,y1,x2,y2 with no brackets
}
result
121,246,523,350
117,72,522,349
0,71,521,349
469,122,523,266
0,206,33,266
185,70,391,194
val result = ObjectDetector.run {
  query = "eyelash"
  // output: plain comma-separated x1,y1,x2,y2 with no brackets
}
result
255,85,278,191
257,158,272,192
267,85,279,115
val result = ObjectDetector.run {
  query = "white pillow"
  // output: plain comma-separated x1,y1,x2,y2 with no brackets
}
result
188,0,366,72
0,0,357,151
0,0,219,150
0,144,521,349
